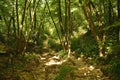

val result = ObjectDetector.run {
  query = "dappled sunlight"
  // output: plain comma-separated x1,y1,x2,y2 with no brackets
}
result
45,59,62,66
40,57,46,60
45,55,62,66
44,55,67,66
89,65,95,71
72,27,87,38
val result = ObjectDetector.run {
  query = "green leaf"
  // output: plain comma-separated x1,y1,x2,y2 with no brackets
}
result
103,21,120,31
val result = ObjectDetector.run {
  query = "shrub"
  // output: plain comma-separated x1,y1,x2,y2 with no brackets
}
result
54,65,74,80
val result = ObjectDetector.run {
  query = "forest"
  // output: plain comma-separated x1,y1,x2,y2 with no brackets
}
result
0,0,120,80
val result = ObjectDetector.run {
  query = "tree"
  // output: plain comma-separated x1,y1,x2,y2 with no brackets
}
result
0,0,118,58
118,0,120,44
78,0,118,57
57,0,71,57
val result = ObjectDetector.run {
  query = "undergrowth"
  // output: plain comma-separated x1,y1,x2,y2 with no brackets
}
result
54,65,74,80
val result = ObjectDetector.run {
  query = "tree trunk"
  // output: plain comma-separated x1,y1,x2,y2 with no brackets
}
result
67,0,71,58
12,6,16,37
3,17,12,37
81,1,104,57
108,0,112,24
58,0,66,51
16,0,19,36
118,0,120,44
45,0,63,51
22,0,40,55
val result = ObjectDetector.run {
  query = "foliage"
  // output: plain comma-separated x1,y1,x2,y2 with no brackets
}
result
100,45,120,79
57,50,68,58
71,29,99,58
0,33,5,43
48,38,62,51
0,0,12,16
23,52,39,63
102,59,120,80
103,21,120,31
0,0,120,79
54,65,74,80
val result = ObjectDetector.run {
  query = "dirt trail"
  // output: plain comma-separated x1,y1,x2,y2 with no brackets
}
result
0,40,109,80
17,51,109,80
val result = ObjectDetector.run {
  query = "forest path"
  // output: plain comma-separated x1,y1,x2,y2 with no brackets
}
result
18,49,109,80
0,42,109,80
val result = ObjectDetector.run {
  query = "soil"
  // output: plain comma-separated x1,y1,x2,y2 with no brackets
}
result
0,48,110,80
